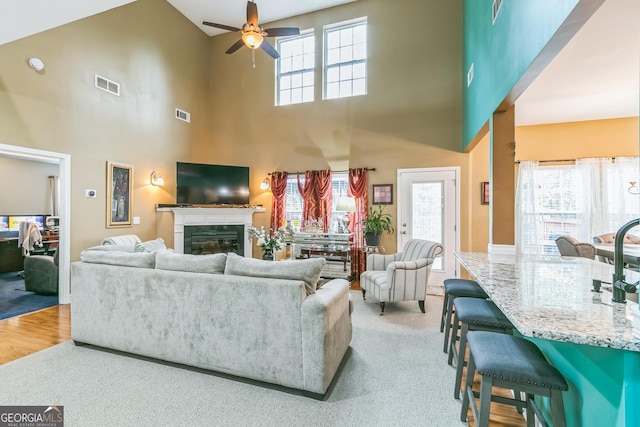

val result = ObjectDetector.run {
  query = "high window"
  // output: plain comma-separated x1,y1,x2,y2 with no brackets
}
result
276,32,315,106
324,19,367,100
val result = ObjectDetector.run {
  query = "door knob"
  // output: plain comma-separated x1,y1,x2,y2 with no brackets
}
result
402,231,407,234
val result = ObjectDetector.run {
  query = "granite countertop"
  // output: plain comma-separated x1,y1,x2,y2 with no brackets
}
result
455,252,640,352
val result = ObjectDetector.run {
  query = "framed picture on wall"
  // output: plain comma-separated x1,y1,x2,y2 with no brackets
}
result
481,181,490,205
372,184,393,204
107,161,133,228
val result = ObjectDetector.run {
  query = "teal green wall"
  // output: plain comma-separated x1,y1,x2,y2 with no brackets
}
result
463,0,580,149
532,337,640,427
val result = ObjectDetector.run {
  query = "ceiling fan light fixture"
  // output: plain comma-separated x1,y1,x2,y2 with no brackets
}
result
242,31,263,49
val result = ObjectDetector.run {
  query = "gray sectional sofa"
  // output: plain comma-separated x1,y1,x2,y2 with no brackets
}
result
71,246,352,396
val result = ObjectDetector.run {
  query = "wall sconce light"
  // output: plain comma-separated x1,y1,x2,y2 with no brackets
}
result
150,171,164,186
260,177,270,191
629,181,639,195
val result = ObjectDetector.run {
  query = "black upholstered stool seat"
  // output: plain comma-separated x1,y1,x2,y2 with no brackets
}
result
441,278,488,353
461,331,568,427
449,297,514,400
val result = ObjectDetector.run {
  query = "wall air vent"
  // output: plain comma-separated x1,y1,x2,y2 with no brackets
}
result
492,0,503,24
467,63,474,87
175,108,191,123
95,74,120,96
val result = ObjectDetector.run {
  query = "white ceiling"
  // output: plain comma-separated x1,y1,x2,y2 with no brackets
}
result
0,0,637,127
515,0,640,125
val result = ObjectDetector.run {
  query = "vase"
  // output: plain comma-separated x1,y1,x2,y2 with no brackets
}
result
364,232,382,246
262,250,274,261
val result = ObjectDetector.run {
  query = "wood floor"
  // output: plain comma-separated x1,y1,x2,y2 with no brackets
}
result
0,303,525,426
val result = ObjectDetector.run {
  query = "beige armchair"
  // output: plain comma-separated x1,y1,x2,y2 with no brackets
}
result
360,239,443,313
555,236,596,259
593,233,640,244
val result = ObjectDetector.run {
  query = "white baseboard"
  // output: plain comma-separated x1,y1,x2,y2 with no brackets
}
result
487,244,516,255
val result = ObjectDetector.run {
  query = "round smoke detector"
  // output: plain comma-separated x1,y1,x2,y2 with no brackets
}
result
28,57,45,71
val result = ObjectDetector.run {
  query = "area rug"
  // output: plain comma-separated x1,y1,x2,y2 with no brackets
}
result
0,272,58,320
0,293,465,426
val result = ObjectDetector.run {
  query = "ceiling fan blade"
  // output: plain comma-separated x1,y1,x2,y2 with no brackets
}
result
203,21,241,32
260,40,280,59
247,1,259,28
265,27,300,37
225,39,246,54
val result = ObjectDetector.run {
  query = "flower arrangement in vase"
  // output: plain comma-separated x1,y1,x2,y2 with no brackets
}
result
248,225,289,260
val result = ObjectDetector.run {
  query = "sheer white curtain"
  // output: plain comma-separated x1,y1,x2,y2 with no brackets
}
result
575,158,610,242
516,157,640,255
515,161,541,254
604,157,640,234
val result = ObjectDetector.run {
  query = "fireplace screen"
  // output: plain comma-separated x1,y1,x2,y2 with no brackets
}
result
184,225,244,255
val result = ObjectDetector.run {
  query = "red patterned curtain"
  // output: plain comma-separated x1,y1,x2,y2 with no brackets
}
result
348,168,368,278
270,172,288,233
297,170,333,231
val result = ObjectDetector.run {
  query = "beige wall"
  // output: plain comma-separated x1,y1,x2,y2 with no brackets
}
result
198,0,466,254
0,0,211,258
468,133,490,252
0,157,59,214
515,117,639,161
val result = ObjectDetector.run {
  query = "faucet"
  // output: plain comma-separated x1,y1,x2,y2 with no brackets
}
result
612,218,640,303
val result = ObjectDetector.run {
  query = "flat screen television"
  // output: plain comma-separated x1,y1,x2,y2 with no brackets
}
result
176,162,250,206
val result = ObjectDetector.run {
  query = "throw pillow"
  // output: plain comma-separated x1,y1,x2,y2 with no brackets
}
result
134,237,167,253
224,252,325,295
80,250,156,269
155,249,227,274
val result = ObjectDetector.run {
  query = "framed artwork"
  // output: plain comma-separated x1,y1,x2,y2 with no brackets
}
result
107,161,133,228
481,181,490,205
372,184,393,204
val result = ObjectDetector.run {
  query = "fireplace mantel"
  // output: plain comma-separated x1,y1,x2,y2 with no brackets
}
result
158,207,264,257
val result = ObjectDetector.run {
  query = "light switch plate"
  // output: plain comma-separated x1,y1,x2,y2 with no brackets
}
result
133,216,140,225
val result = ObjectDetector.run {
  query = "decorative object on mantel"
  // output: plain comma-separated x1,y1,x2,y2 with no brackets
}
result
628,181,639,195
362,205,394,246
106,161,133,228
247,225,286,260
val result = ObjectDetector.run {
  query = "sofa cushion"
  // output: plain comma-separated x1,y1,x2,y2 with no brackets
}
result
224,252,325,294
155,249,227,274
80,250,156,269
135,238,167,253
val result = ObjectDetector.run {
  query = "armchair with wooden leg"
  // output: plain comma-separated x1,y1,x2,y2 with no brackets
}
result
359,239,443,313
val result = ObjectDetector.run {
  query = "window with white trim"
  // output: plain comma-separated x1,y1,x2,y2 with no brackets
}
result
276,32,315,106
324,19,367,100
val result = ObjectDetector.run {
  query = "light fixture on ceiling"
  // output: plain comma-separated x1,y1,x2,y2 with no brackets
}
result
260,177,270,191
335,196,357,233
150,171,164,186
629,181,639,195
241,28,264,50
28,57,45,71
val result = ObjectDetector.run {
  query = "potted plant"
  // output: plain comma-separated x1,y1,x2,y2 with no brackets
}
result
362,205,394,246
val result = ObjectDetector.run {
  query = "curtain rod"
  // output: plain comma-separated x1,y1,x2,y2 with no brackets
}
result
514,157,621,164
269,167,376,176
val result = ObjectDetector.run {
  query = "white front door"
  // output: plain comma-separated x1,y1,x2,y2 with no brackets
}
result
397,168,459,290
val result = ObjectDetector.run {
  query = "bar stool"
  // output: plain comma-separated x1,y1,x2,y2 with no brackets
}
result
441,278,488,353
448,297,513,400
461,331,568,427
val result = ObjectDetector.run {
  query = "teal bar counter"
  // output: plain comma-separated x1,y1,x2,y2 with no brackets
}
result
455,252,640,427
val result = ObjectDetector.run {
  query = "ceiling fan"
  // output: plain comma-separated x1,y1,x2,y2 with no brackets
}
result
203,1,300,60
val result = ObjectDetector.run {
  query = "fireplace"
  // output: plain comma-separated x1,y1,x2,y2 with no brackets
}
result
160,207,261,258
184,225,244,255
